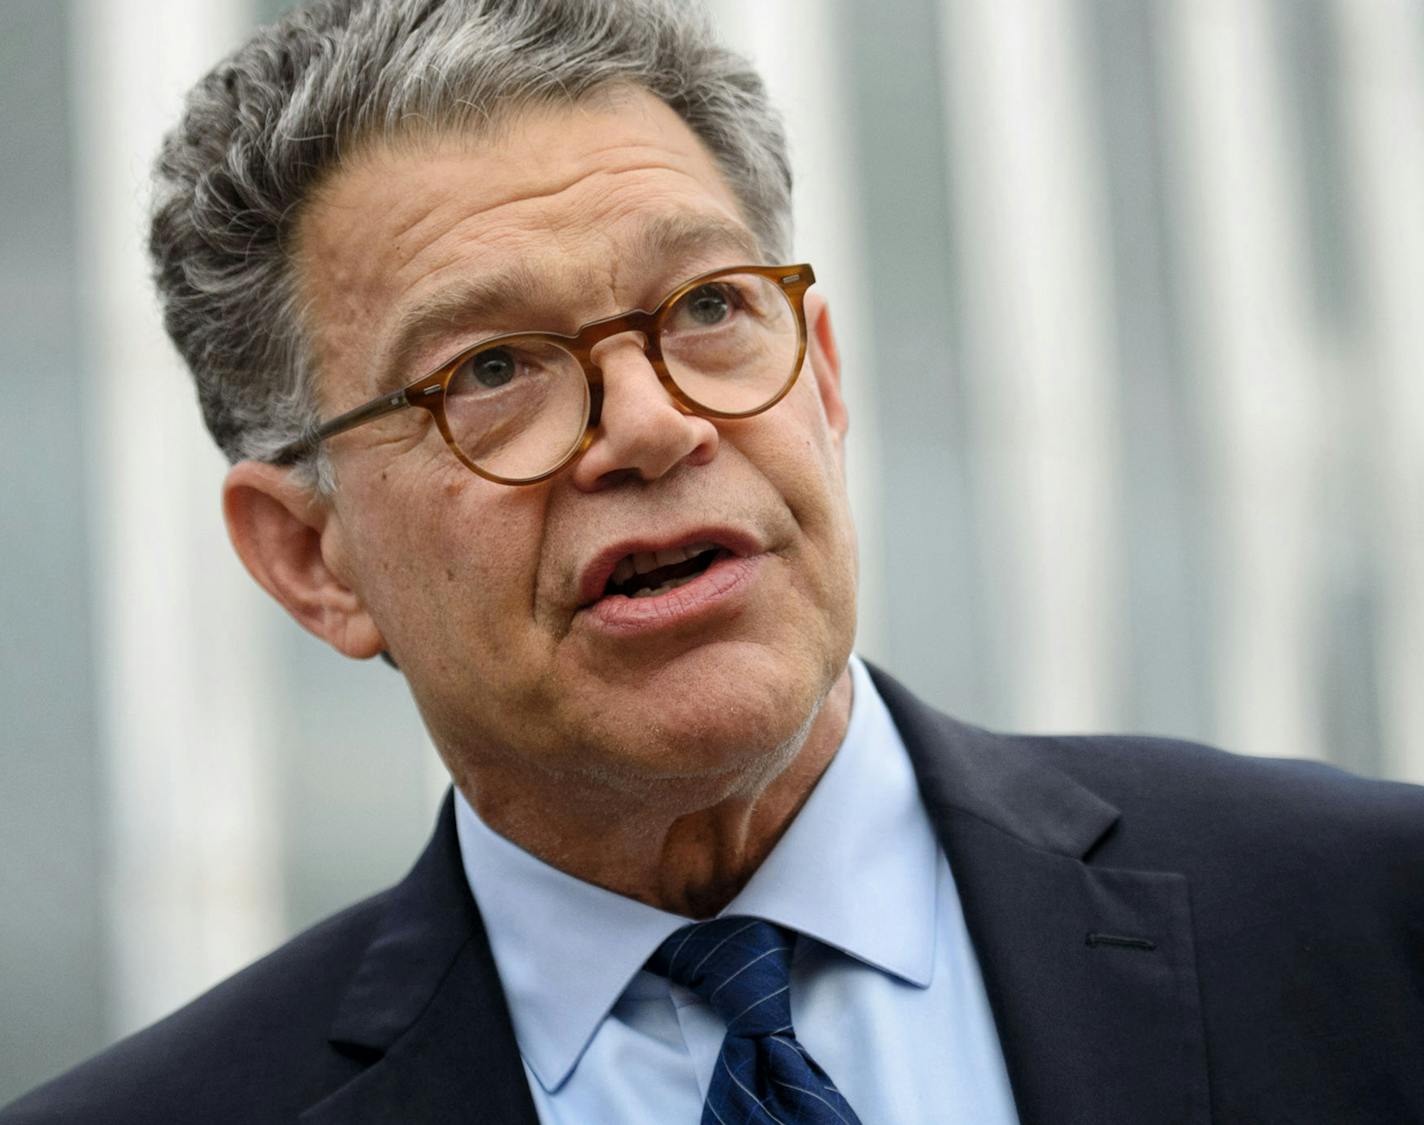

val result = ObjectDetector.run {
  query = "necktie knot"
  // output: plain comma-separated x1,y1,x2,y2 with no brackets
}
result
649,916,796,1038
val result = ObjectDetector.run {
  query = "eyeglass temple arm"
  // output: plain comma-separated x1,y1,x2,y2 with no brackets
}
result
270,389,418,465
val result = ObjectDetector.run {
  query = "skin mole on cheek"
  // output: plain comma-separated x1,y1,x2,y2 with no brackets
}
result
446,566,456,581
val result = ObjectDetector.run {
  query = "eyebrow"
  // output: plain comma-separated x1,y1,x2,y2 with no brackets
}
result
632,212,763,276
375,214,764,390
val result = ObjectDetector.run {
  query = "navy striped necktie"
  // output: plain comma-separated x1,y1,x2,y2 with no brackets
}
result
648,916,864,1125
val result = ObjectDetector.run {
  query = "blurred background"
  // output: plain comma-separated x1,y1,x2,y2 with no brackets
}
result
2,0,1421,1103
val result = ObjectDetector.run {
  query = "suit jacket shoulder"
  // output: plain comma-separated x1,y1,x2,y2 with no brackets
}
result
0,798,537,1125
1019,727,1423,888
870,664,1424,1125
1,893,387,1123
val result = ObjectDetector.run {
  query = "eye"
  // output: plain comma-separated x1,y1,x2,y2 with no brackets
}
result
685,284,732,325
670,281,747,331
464,346,516,388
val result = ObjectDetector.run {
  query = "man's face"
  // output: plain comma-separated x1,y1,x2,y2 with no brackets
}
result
294,88,857,798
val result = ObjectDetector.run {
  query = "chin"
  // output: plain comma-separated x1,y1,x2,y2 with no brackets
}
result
580,648,839,784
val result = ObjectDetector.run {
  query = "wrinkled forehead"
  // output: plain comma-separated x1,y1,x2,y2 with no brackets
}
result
293,88,760,398
297,87,757,289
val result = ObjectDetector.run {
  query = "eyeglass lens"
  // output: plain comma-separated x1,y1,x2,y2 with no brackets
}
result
441,272,799,481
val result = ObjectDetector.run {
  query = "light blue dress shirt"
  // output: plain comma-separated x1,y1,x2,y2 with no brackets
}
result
454,656,1020,1123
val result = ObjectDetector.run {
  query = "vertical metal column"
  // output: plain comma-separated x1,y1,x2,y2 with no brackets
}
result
937,0,1126,731
0,0,105,1102
1159,0,1329,760
68,0,286,1037
1334,0,1424,783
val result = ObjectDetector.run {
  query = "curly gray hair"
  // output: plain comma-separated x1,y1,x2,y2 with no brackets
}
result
149,0,792,488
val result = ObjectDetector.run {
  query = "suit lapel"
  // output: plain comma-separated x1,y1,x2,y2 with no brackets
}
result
872,666,1210,1125
301,795,540,1125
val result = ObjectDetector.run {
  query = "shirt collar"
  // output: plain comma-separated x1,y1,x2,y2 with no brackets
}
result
453,655,940,1092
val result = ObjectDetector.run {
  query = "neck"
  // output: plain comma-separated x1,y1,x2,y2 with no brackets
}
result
457,667,854,917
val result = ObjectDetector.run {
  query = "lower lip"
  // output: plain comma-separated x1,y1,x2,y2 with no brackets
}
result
580,553,761,635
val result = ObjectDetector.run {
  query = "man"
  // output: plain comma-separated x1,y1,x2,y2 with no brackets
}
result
4,0,1422,1122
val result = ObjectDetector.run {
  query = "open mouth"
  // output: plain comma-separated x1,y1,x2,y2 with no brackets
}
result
602,542,732,600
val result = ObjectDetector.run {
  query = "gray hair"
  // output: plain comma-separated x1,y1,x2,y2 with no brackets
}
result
149,0,792,488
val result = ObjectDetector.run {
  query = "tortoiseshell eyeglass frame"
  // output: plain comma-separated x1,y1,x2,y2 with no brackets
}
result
270,263,816,485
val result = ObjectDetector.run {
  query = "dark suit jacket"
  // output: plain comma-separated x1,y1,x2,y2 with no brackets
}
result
5,666,1423,1123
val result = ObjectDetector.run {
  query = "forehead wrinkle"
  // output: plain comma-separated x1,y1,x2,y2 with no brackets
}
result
308,143,714,298
337,158,760,399
380,137,746,277
378,211,762,392
629,213,762,274
374,143,725,257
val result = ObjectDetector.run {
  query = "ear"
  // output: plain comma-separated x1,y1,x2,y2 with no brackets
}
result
804,287,848,447
222,461,386,660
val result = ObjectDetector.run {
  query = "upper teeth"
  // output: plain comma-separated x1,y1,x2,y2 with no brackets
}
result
609,542,716,586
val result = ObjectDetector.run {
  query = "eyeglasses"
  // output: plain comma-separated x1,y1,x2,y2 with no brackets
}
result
272,263,816,485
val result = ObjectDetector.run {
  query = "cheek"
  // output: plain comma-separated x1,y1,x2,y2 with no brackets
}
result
347,471,551,656
762,398,858,597
752,395,850,524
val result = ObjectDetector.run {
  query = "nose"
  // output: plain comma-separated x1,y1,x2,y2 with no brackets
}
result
566,333,720,490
